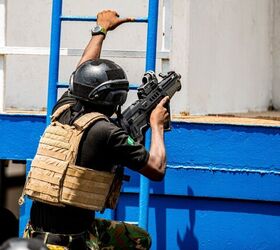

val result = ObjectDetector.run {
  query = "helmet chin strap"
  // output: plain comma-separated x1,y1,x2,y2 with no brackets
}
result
116,105,126,129
116,105,122,118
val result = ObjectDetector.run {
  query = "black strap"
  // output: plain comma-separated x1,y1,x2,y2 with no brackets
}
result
69,101,85,125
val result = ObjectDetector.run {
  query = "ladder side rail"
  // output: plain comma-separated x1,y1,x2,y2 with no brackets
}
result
19,159,33,236
46,0,63,125
139,0,159,230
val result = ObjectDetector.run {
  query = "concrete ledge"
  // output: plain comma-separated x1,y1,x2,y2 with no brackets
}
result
173,113,280,127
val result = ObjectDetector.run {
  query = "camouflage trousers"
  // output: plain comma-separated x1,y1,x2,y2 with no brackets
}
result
24,218,151,250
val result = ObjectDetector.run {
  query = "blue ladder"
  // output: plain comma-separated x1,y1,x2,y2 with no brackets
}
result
21,0,159,232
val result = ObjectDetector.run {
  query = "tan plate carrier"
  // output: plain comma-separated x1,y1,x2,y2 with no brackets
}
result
19,104,124,212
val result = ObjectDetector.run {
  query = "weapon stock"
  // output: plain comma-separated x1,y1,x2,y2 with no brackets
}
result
119,71,181,143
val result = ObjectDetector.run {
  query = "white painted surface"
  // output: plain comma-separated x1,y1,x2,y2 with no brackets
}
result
0,0,5,112
0,46,169,59
1,0,280,115
187,0,273,115
273,0,280,109
169,0,190,115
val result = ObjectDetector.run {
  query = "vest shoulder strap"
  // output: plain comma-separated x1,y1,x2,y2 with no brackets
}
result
73,112,109,131
51,104,73,122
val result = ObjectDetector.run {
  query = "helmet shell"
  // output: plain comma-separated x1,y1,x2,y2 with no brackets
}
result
69,59,129,106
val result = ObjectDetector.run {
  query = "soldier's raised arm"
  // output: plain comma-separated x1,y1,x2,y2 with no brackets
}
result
77,10,133,67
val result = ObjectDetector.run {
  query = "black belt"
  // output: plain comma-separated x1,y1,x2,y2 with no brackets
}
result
31,230,87,248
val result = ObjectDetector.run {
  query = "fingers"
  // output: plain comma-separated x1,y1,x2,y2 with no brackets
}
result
164,111,169,120
154,97,170,118
118,17,135,24
150,97,170,128
112,10,120,17
97,10,134,27
158,96,170,107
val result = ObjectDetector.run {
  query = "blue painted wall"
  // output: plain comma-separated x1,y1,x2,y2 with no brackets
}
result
1,114,279,249
0,114,45,160
116,192,280,250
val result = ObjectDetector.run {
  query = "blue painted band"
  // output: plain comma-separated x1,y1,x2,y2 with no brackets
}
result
167,121,280,170
0,115,45,160
0,113,45,118
122,166,280,202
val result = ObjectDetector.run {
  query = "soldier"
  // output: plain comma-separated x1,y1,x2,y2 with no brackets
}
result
21,10,169,250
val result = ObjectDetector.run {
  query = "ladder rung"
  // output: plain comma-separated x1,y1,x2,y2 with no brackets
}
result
57,82,139,90
56,83,69,88
60,16,148,23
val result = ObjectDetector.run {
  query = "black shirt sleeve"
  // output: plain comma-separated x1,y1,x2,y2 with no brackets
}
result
79,120,149,172
107,122,149,171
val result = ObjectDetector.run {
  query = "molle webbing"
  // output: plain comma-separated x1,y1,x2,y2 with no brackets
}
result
51,103,73,122
22,105,121,211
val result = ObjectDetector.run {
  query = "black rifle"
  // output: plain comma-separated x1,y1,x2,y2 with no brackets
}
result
119,71,181,143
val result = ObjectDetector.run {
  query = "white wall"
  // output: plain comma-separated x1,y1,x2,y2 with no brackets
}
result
169,0,190,115
273,0,280,109
187,0,273,115
1,0,280,115
0,0,5,112
5,0,51,110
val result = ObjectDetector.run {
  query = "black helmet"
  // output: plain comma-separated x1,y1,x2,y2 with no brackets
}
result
0,238,48,250
69,59,129,106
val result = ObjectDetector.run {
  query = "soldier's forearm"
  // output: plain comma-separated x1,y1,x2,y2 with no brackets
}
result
76,34,105,68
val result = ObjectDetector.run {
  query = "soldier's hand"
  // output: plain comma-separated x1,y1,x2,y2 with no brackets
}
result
150,96,170,129
97,10,134,31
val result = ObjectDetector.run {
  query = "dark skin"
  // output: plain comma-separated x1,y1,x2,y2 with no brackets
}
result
77,10,134,67
79,10,169,181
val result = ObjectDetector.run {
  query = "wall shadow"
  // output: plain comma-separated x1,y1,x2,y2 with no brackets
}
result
177,186,199,250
